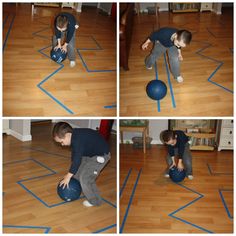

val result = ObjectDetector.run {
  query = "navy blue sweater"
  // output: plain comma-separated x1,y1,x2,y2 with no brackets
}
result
69,128,110,174
54,12,76,43
149,27,177,48
167,130,189,159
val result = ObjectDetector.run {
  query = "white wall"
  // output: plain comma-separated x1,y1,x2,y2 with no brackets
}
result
121,120,168,144
9,120,32,141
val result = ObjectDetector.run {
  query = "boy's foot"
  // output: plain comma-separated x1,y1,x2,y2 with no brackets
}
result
70,61,76,68
187,175,194,180
176,76,184,83
83,200,94,207
164,174,170,178
97,156,105,164
146,66,153,70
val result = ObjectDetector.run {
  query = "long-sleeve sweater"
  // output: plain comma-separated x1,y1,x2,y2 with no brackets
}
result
69,128,110,174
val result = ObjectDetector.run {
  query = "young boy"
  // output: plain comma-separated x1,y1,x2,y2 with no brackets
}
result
142,27,192,83
53,12,79,68
161,130,193,180
53,122,111,207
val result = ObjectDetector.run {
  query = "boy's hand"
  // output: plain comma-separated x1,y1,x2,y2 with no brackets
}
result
178,54,183,61
169,161,176,169
59,172,73,189
177,160,184,171
142,39,151,50
54,45,61,51
61,43,68,53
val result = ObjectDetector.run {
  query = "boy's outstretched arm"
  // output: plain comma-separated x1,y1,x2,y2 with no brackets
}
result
60,172,73,189
142,38,152,50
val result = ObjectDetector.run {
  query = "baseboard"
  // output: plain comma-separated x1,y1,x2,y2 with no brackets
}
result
9,130,32,142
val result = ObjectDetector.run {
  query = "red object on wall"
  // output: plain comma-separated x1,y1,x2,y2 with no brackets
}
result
111,3,116,22
99,120,114,141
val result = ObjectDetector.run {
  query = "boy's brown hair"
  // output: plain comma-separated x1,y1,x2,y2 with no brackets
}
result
52,122,73,139
161,130,176,143
56,15,68,29
176,30,192,44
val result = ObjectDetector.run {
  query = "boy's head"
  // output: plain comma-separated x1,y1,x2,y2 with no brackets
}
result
174,30,192,48
56,15,68,32
161,130,177,146
53,122,73,146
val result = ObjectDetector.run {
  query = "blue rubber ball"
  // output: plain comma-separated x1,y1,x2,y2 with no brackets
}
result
146,80,167,100
57,178,82,202
50,48,67,63
169,167,186,183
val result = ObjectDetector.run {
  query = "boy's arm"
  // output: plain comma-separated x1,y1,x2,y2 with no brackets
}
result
178,48,183,61
142,38,152,50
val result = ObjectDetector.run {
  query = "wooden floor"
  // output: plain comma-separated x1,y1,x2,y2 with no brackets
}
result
3,122,116,233
120,9,233,116
120,144,233,233
3,4,116,116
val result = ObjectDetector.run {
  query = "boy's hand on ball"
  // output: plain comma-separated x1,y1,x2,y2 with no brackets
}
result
60,173,73,189
169,161,176,169
61,44,67,53
177,161,184,171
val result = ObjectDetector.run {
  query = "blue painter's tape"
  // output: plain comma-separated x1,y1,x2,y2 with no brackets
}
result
120,168,132,197
104,104,116,109
207,163,233,175
93,224,116,233
3,14,15,52
3,13,9,27
102,197,117,209
3,224,51,233
164,53,176,108
195,41,233,93
77,35,116,72
120,169,142,233
154,62,161,112
169,183,214,233
22,146,69,159
219,189,233,220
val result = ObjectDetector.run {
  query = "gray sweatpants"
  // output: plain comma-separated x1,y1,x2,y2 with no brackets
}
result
52,31,76,61
166,143,193,176
145,41,180,78
73,153,111,206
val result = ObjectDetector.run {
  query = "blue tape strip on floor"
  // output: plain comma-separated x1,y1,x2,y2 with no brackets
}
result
207,163,233,175
120,168,132,197
164,53,176,108
93,224,116,233
22,146,69,159
154,61,161,112
3,225,51,233
36,45,74,114
77,35,116,73
195,41,233,94
120,168,142,233
3,13,9,27
169,183,214,233
104,104,116,109
3,13,15,52
218,189,233,220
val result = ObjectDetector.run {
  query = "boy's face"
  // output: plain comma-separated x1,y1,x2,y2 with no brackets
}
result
165,138,177,146
174,38,186,48
54,133,72,146
57,26,67,32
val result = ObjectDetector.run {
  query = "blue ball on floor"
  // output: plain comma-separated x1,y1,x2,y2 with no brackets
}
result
50,48,67,63
57,178,82,202
146,80,167,100
169,167,186,183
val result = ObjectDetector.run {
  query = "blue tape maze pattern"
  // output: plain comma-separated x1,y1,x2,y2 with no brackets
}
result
3,155,116,233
